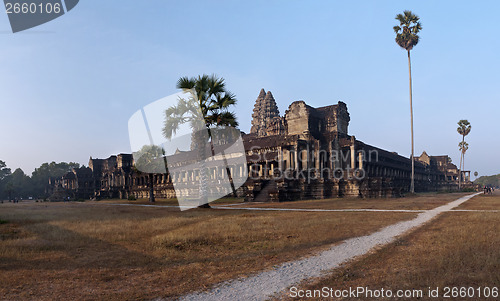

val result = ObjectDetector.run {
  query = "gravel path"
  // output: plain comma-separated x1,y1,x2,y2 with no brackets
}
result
179,193,481,301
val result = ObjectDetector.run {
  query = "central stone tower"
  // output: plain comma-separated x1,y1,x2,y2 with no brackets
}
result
250,89,284,137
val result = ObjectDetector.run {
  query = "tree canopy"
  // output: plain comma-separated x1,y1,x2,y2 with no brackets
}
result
0,161,80,200
0,161,11,182
133,145,166,174
394,11,422,51
0,160,12,199
457,120,471,137
163,74,238,147
475,174,500,187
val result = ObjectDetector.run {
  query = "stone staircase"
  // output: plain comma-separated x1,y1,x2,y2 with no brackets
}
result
245,179,279,202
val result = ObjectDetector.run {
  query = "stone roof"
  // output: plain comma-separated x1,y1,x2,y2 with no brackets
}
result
243,134,300,149
312,104,338,118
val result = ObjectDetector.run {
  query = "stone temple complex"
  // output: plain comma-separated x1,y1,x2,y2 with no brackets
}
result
48,89,469,201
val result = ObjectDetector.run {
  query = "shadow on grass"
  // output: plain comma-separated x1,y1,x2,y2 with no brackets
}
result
0,222,161,271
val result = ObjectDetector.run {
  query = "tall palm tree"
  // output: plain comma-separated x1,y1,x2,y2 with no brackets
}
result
458,141,469,180
163,74,238,208
457,119,471,188
458,141,469,184
394,10,422,193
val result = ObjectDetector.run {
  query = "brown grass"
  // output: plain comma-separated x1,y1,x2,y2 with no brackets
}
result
0,200,416,300
280,195,500,300
240,192,469,210
455,191,500,210
97,196,243,206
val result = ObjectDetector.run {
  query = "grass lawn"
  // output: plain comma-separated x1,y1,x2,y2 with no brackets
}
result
0,192,479,300
96,196,245,207
231,192,468,210
454,192,500,210
280,193,500,300
104,192,469,210
0,196,421,300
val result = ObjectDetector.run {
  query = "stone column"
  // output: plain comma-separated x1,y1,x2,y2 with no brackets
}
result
329,142,334,171
358,151,363,170
350,144,355,170
278,147,283,171
287,149,291,170
294,144,298,173
315,143,320,171
303,148,308,171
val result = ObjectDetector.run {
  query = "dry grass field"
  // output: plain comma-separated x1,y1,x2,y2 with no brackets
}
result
455,192,500,210
281,193,500,301
237,192,468,210
0,192,479,300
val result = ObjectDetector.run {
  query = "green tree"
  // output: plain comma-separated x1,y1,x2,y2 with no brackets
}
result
9,168,32,199
457,120,471,188
0,161,10,180
474,171,478,179
5,182,14,202
0,160,12,201
163,74,238,208
133,145,166,203
475,174,500,187
31,161,80,198
394,10,422,193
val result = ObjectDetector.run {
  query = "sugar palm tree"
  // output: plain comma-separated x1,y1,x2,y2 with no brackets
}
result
459,141,469,183
457,119,471,188
458,141,469,184
394,10,422,193
163,74,238,208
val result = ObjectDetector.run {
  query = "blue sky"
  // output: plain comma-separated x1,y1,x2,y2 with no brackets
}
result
0,0,499,177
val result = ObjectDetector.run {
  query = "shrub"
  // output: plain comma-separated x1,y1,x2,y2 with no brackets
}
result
128,195,137,201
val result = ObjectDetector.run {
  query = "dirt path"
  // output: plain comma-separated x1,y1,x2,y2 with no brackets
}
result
178,193,481,301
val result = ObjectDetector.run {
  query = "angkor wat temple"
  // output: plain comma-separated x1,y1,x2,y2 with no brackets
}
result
48,89,468,201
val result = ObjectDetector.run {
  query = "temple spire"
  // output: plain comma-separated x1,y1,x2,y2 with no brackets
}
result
250,89,282,136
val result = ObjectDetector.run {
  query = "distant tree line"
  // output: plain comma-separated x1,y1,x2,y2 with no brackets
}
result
474,174,500,188
0,160,80,201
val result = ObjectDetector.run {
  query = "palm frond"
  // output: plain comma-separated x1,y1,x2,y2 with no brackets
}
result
219,111,239,127
395,14,405,24
457,120,471,137
176,76,195,90
394,10,421,51
164,74,239,146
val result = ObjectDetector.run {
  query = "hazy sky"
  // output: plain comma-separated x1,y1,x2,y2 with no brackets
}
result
1,0,499,177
